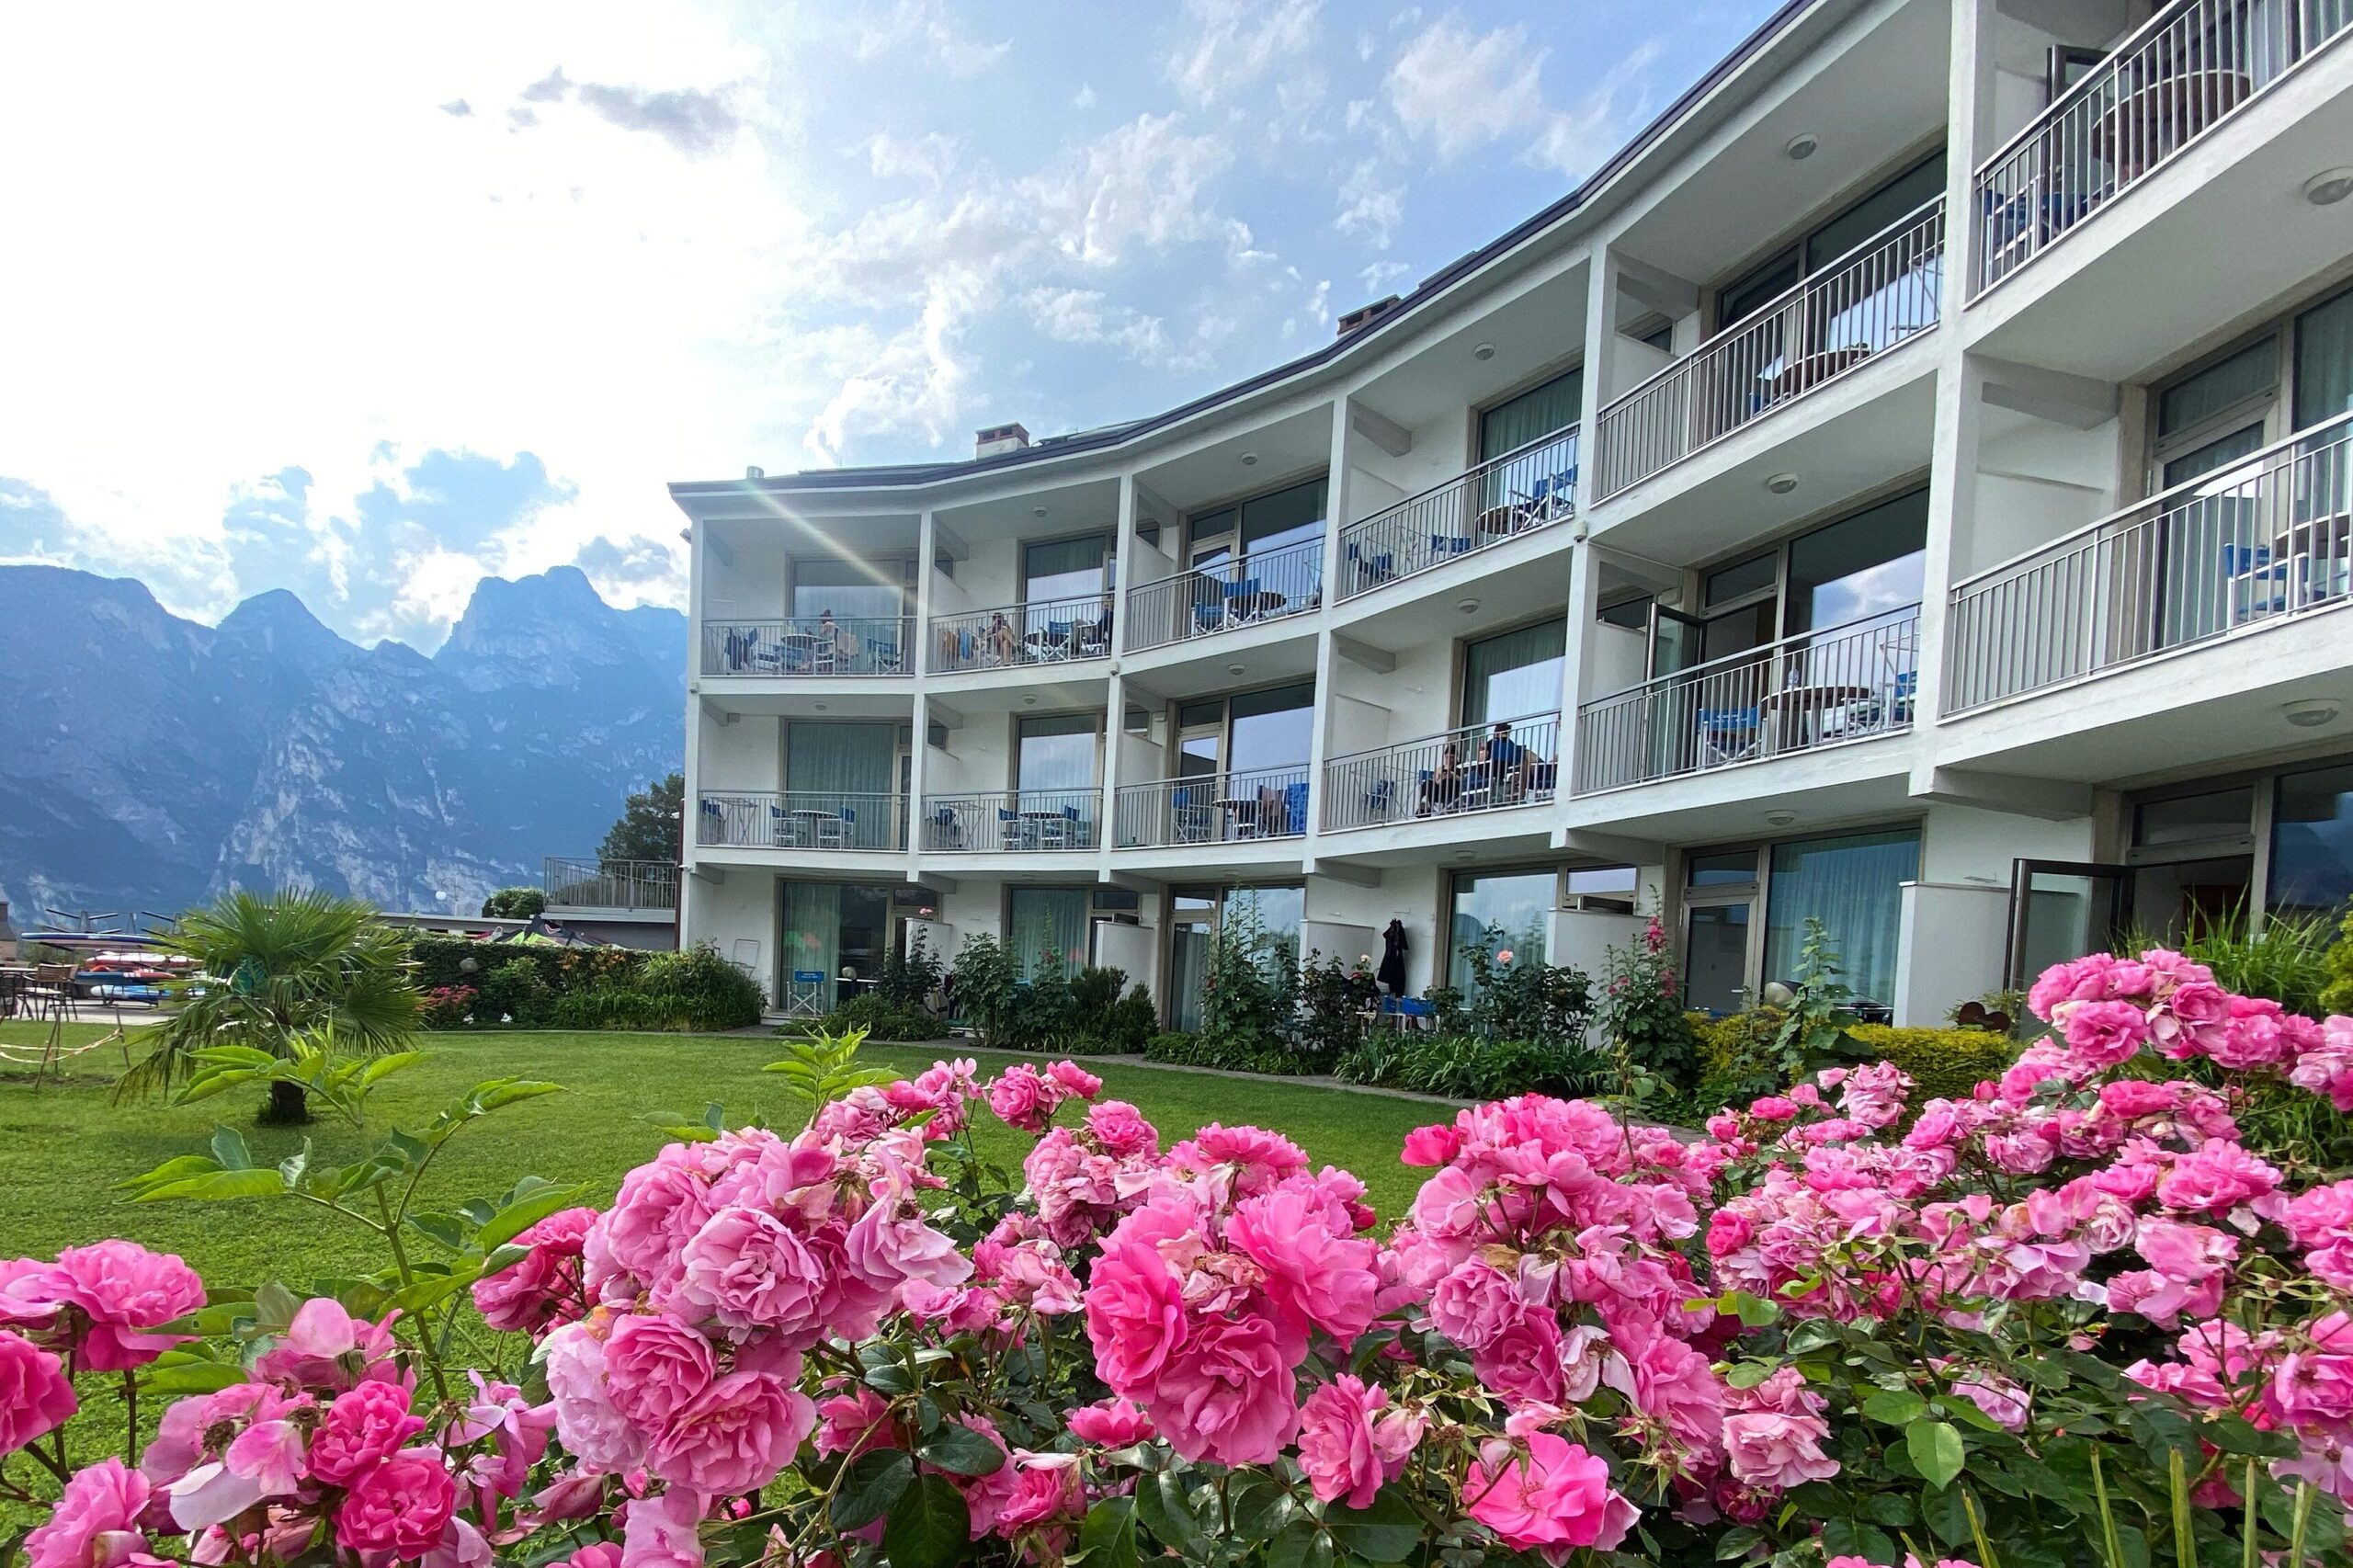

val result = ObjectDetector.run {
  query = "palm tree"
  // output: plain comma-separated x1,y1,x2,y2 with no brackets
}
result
119,888,422,1123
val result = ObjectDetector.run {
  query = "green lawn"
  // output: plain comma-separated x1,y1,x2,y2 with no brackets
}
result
0,1023,1442,1289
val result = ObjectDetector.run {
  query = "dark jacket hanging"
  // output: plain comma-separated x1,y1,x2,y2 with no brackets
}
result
1377,918,1409,996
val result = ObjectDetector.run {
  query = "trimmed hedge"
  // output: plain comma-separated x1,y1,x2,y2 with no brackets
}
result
1336,1032,1613,1101
405,937,760,1032
1847,1022,2018,1106
1142,1030,1324,1077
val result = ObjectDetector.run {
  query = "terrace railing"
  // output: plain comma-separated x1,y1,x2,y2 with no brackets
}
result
928,594,1114,673
695,791,906,851
1972,0,2352,292
1336,426,1579,600
540,857,677,912
1574,606,1920,794
700,617,912,678
1594,199,1945,499
1323,713,1562,831
1112,767,1311,848
1125,537,1324,652
922,788,1103,852
1945,413,2353,712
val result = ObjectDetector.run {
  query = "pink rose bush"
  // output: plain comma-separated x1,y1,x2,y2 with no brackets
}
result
16,994,2353,1568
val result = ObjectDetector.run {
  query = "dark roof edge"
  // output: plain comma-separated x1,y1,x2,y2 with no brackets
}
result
673,0,1820,502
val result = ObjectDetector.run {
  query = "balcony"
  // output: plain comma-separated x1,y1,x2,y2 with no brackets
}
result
1125,538,1324,653
1336,427,1578,602
1972,0,2352,295
541,857,677,914
922,788,1103,852
700,618,912,678
1946,415,2353,713
1574,606,1919,793
1112,767,1311,848
696,791,906,850
1322,714,1561,832
928,595,1113,674
1593,199,1945,500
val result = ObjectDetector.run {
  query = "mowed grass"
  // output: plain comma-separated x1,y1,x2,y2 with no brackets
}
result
0,1022,1444,1289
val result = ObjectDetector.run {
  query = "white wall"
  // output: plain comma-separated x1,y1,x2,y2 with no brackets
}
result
687,872,779,1001
1893,881,2009,1027
699,714,782,790
1304,866,1447,996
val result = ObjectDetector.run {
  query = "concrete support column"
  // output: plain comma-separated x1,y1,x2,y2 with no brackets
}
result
1306,399,1354,860
679,515,710,948
909,508,936,883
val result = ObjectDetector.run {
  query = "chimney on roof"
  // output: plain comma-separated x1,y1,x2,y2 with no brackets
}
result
975,423,1031,460
745,465,765,479
1336,294,1403,337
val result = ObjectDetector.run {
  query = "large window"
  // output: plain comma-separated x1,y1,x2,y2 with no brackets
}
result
1175,684,1314,781
1680,826,1920,1015
1022,535,1109,606
779,881,895,1008
1718,153,1945,330
1008,887,1088,980
791,559,905,622
2271,763,2353,920
1461,621,1564,725
2153,282,2353,483
1016,713,1098,791
1447,868,1555,993
1188,477,1328,569
1168,884,1304,1031
1479,368,1583,461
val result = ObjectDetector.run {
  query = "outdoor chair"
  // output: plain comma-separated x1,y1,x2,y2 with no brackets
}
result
1172,786,1212,844
1359,778,1396,821
1346,542,1395,588
1697,707,1762,767
930,805,964,849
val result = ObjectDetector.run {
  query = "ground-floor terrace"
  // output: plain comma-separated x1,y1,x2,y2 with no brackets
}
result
681,737,2353,1029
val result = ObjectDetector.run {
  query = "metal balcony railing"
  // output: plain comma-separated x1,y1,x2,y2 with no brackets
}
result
1336,427,1579,600
1972,0,2351,293
541,857,677,912
696,791,906,850
1125,537,1324,652
1574,606,1920,794
1113,767,1311,848
1323,714,1561,831
1594,199,1945,499
928,594,1114,673
700,618,912,677
1946,414,2353,713
922,789,1103,852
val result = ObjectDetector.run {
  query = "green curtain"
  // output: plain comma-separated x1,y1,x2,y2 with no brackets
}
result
2296,288,2353,426
1461,621,1564,724
1762,828,1919,1008
782,882,842,1006
1480,369,1583,460
1009,888,1088,979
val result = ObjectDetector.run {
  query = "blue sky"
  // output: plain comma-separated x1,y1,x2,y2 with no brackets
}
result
0,0,1778,650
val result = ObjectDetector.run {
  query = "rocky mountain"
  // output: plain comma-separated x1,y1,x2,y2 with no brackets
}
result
0,564,685,919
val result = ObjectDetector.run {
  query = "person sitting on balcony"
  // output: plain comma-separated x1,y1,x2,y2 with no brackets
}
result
1417,742,1464,815
820,609,863,666
1479,720,1555,798
986,612,1018,665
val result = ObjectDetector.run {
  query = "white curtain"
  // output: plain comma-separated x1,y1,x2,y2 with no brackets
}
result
782,882,842,1005
1009,888,1087,979
1762,828,1920,1007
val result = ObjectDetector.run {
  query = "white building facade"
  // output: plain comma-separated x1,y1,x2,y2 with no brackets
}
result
671,0,2353,1028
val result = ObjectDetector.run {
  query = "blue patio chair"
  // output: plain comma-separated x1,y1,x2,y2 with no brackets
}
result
1346,541,1395,585
2223,541,2291,620
1172,784,1212,843
1283,780,1309,835
1222,576,1265,623
997,806,1025,849
1697,707,1762,767
1193,599,1225,632
930,805,963,849
1361,778,1395,819
1429,532,1474,562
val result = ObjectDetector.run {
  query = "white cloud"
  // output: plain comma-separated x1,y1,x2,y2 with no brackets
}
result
1334,158,1404,247
1384,13,1654,176
863,130,962,187
851,0,1009,79
1168,0,1321,106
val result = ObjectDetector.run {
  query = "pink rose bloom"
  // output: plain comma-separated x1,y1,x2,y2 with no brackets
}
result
1463,1434,1638,1556
1472,1303,1569,1411
44,1242,203,1372
309,1380,426,1485
252,1298,401,1391
1046,1061,1102,1100
603,1314,716,1433
2154,1143,2280,1216
996,1453,1085,1535
2286,1181,2353,1290
620,1485,705,1568
592,1154,713,1297
1086,1101,1158,1158
1065,1398,1154,1448
25,1459,152,1568
644,1369,813,1498
1083,1235,1189,1397
542,1322,646,1477
335,1449,458,1559
1428,1261,1520,1352
986,1066,1058,1134
472,1208,597,1335
2272,1311,2353,1429
567,1546,623,1568
814,1384,900,1459
1722,1410,1838,1490
0,1329,76,1456
1227,1186,1378,1347
676,1208,826,1337
2054,999,2152,1068
845,1197,972,1294
1400,1123,1462,1167
1749,1097,1799,1123
1148,1313,1299,1466
1296,1376,1420,1509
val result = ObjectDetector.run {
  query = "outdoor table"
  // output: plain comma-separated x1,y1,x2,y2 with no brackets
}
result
1224,590,1287,623
1761,683,1875,750
1019,810,1071,849
781,809,833,847
1761,346,1873,403
1215,797,1262,838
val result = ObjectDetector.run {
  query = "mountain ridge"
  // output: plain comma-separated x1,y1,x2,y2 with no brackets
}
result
0,563,686,918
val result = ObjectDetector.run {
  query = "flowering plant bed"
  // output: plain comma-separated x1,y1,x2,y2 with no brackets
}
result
3,948,2349,1568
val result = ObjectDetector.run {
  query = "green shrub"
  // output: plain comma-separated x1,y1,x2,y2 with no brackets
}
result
406,937,601,994
2120,903,2336,1015
1596,920,1698,1087
794,991,938,1042
1336,1032,1612,1100
1689,1010,2016,1116
949,933,1023,1047
549,987,670,1030
1142,1030,1319,1076
480,887,546,920
474,957,555,1027
1063,983,1155,1055
2319,904,2353,1016
1847,1023,2018,1106
1297,952,1378,1062
631,944,766,1031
